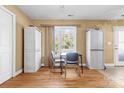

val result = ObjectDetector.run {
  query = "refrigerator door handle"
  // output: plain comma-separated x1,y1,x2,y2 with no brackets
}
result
114,47,118,49
91,49,104,51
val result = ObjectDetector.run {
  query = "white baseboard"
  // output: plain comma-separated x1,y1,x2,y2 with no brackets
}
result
0,73,12,84
41,63,86,67
81,63,114,67
13,69,22,77
42,63,114,67
105,64,114,67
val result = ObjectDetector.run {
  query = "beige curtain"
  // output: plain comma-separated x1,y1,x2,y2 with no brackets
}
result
42,26,54,66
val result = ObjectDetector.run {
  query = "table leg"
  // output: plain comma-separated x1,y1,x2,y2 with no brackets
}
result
60,61,63,75
80,56,83,74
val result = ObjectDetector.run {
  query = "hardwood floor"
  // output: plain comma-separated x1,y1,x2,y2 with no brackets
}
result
98,67,124,87
0,67,121,88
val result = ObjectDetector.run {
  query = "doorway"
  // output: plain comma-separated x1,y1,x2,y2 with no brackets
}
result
113,26,124,66
0,6,16,84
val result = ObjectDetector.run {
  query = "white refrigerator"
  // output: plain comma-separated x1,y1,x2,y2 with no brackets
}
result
24,27,42,73
86,28,104,69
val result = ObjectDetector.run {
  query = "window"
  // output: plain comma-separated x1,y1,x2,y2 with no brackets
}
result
54,26,76,54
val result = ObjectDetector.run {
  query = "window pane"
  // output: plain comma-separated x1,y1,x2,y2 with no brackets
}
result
54,26,76,54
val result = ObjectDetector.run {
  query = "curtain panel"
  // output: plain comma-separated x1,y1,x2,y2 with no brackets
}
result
41,26,54,66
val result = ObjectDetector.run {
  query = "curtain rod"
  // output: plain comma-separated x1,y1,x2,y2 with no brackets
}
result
29,24,81,28
39,24,81,27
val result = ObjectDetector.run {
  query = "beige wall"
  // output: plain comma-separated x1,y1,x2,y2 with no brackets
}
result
33,20,124,64
4,6,33,71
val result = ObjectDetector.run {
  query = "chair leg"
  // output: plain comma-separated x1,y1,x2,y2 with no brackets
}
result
78,66,81,77
50,62,53,72
61,63,64,75
65,65,67,78
76,65,81,77
54,64,56,72
60,62,63,75
51,64,53,72
52,63,55,72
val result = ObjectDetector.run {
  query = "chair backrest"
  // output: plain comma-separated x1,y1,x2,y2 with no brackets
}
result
51,51,55,61
66,52,79,61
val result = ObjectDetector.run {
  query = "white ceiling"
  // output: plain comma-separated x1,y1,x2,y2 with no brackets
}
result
17,5,124,20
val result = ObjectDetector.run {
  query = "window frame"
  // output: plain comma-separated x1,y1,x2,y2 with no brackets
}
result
54,26,77,54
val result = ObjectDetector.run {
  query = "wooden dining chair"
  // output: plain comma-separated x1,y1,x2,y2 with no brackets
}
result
65,52,81,78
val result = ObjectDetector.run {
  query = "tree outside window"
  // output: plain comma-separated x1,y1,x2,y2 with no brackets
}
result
54,26,76,55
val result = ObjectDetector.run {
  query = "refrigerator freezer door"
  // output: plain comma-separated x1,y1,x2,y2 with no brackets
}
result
97,51,104,69
98,30,104,49
24,29,35,50
35,30,41,71
24,52,35,72
90,51,98,69
91,30,98,49
35,30,41,51
35,51,41,71
86,31,91,67
90,51,104,69
91,30,103,50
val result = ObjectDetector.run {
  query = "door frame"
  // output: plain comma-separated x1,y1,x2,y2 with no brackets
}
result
0,6,16,77
113,26,124,66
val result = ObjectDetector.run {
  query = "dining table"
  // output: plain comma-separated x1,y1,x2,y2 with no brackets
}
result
60,52,83,75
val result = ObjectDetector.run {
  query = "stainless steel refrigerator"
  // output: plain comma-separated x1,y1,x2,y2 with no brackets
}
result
86,28,104,69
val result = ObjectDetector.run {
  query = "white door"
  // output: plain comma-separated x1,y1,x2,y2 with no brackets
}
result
114,26,124,66
0,7,13,84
